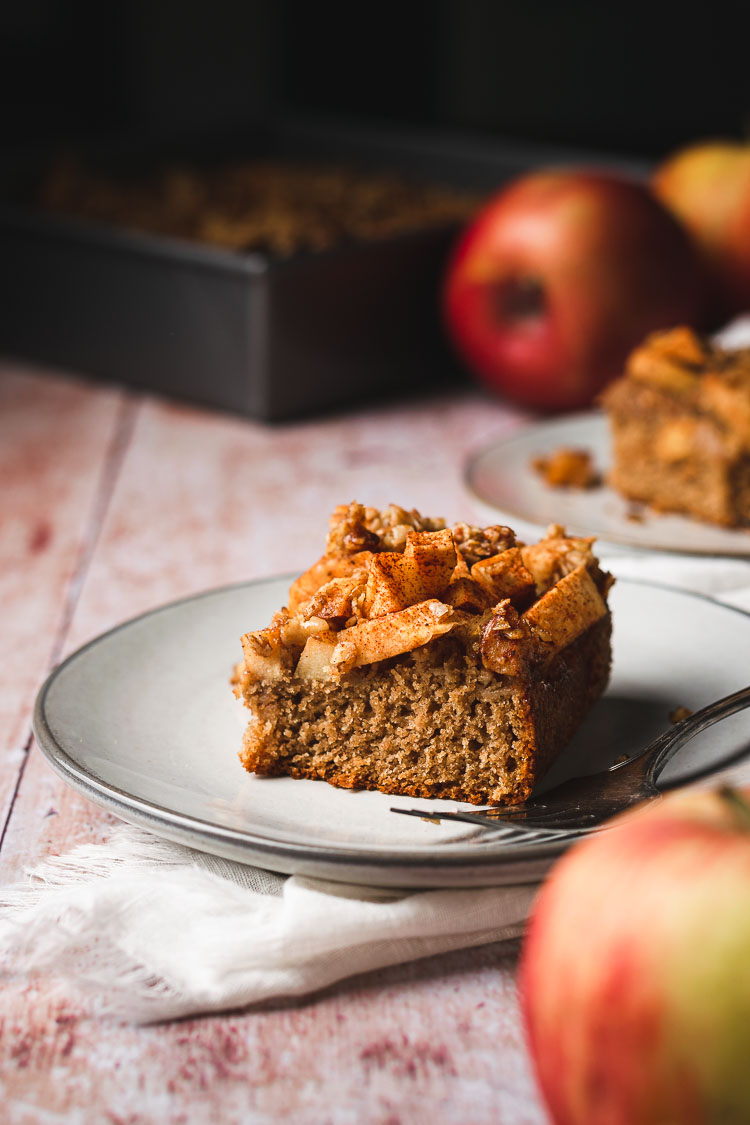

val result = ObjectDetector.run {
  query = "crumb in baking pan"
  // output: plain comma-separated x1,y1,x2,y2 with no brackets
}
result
38,156,481,258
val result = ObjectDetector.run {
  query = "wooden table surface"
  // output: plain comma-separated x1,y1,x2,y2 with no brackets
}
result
0,358,552,1125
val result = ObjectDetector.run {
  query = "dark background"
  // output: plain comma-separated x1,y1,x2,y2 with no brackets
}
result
3,0,750,160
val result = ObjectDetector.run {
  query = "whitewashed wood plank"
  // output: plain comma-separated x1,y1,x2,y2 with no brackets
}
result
0,365,133,834
1,946,546,1125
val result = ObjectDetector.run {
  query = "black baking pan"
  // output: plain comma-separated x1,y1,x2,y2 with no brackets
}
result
0,117,644,421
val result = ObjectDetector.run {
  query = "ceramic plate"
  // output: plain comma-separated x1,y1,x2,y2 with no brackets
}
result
466,412,750,557
33,576,750,888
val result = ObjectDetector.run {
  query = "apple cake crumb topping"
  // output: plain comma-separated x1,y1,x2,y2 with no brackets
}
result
238,504,612,687
325,502,446,557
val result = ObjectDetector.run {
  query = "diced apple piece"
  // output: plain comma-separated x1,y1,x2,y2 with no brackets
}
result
403,528,457,594
649,326,708,366
294,634,338,681
522,564,606,654
241,629,286,681
363,529,457,617
471,546,535,604
444,576,494,613
363,552,424,616
330,599,458,674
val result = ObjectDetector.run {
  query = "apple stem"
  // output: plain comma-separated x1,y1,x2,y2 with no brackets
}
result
717,786,750,831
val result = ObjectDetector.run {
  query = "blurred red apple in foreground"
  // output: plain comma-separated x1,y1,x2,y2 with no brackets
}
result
653,140,750,318
520,785,750,1125
443,169,709,410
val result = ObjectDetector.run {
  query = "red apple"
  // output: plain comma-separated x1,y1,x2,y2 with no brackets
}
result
442,169,709,410
520,785,750,1125
653,140,750,318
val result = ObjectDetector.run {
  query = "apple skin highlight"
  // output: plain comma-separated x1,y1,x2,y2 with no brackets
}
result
443,170,710,411
519,787,750,1125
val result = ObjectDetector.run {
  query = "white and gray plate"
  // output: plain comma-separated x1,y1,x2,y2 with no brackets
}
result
33,576,750,887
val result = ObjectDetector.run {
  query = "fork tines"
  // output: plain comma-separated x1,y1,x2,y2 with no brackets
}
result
389,806,579,835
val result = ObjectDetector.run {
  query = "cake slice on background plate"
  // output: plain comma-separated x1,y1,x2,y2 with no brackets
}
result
233,503,613,806
601,326,750,527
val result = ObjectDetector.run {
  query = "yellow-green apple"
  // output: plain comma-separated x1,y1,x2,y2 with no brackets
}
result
520,785,750,1125
442,169,709,410
653,140,750,318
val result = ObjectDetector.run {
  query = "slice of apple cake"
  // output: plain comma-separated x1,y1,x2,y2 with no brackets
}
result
233,503,613,806
601,326,750,527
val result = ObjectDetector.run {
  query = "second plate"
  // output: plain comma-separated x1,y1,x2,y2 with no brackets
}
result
466,412,750,557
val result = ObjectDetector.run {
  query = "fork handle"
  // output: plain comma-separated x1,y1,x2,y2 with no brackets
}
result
634,684,750,786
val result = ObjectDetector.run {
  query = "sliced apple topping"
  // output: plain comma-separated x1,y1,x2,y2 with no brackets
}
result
521,527,597,595
329,599,460,675
627,326,708,395
480,565,606,675
294,633,338,681
450,550,472,580
471,546,536,605
522,565,607,653
363,528,456,617
240,504,612,685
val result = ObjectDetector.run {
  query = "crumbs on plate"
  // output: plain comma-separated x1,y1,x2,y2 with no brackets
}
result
532,447,601,490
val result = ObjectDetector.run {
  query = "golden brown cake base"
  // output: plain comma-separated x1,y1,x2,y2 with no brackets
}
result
240,617,611,806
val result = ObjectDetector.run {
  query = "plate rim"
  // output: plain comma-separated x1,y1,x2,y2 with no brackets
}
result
464,410,750,558
31,575,750,887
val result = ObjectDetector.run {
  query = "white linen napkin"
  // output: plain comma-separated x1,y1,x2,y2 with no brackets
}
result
0,825,536,1022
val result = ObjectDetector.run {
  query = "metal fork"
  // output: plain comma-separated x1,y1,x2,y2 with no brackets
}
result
392,684,750,834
